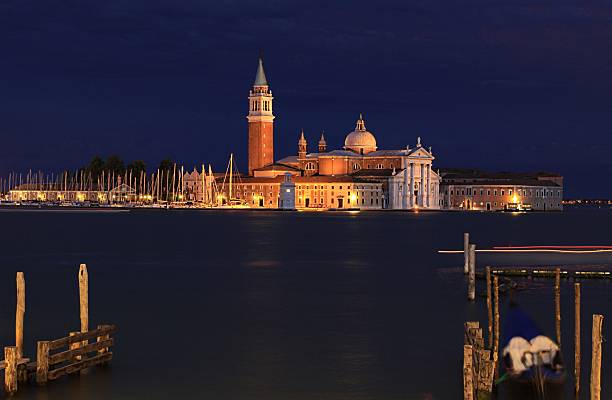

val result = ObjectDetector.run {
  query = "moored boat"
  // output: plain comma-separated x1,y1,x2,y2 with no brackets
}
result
501,303,565,398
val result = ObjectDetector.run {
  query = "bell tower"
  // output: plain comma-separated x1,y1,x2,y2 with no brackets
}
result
298,130,307,159
247,57,275,175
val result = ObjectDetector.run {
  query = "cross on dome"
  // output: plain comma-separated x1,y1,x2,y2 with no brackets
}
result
344,113,377,154
355,113,366,131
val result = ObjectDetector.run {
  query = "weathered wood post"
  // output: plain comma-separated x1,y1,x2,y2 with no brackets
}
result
36,341,50,385
97,324,111,357
4,346,18,394
16,272,25,359
463,345,475,400
555,267,561,347
468,244,476,301
79,264,89,366
79,264,89,334
575,283,581,398
590,314,603,400
70,332,82,362
486,266,493,349
476,349,494,395
463,233,470,274
493,275,500,380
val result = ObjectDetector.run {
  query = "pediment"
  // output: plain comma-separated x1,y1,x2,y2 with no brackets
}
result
408,147,433,159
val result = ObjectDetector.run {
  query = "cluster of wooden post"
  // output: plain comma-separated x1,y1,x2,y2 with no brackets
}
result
463,322,494,399
462,267,499,399
3,264,98,395
35,324,114,385
461,234,606,399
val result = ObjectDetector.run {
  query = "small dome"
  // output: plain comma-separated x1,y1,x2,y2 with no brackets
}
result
344,114,377,154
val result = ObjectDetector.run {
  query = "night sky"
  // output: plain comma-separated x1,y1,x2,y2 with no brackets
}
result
1,1,611,197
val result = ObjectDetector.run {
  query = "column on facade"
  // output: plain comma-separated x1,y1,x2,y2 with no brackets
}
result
402,158,408,209
409,162,415,208
426,164,431,208
419,164,425,206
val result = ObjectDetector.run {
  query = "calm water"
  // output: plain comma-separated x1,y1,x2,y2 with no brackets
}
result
0,208,610,399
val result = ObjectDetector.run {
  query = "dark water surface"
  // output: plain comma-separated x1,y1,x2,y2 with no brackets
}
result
0,208,610,399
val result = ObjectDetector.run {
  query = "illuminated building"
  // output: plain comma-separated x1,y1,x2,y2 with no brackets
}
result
440,169,563,211
188,57,441,210
9,182,136,204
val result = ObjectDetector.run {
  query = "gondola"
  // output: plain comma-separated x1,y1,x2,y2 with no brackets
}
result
501,302,566,398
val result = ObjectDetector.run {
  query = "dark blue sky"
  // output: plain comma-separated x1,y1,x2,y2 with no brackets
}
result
1,1,611,197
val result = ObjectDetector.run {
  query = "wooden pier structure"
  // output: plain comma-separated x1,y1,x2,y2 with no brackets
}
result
0,265,116,396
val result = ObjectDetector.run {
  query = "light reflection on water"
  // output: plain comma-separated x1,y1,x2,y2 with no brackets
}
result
0,208,609,399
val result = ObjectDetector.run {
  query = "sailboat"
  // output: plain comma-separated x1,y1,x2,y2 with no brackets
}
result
216,154,249,209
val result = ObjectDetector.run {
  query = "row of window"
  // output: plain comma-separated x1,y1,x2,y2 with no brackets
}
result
250,100,271,112
298,190,380,197
297,197,381,206
449,187,561,198
304,162,394,171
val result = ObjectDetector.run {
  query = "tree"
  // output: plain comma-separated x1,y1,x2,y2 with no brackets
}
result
127,160,147,193
157,159,175,200
158,159,174,172
105,155,125,176
85,156,105,180
127,160,146,176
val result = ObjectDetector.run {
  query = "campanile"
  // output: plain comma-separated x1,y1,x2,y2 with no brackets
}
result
247,57,275,175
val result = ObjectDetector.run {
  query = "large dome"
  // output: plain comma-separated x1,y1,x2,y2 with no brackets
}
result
344,114,377,154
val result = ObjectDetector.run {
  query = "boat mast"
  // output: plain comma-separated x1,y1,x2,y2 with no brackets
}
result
208,164,214,205
202,164,208,205
229,153,233,202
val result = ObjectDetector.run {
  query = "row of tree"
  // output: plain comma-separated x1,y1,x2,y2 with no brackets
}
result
81,156,176,181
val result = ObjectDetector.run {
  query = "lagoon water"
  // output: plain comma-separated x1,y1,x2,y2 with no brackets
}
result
0,207,610,399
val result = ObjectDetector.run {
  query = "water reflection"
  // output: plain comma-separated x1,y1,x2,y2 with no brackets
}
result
0,209,609,399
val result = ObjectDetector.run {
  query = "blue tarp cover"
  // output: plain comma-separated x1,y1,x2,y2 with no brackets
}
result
503,304,543,346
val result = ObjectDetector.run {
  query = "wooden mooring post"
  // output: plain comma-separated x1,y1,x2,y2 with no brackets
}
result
468,244,476,301
463,345,475,400
79,264,89,334
590,314,604,400
574,283,581,398
4,346,18,395
463,233,470,274
493,275,500,380
486,266,493,350
16,272,25,360
79,264,89,370
463,322,494,399
36,341,50,385
555,267,561,347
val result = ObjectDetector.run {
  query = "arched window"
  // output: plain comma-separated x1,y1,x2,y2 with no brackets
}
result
376,163,383,169
305,162,316,171
353,163,361,171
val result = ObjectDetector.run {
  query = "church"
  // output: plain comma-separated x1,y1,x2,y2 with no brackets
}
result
200,57,442,210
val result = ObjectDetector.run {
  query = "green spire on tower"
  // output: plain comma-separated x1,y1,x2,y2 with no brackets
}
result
254,57,268,86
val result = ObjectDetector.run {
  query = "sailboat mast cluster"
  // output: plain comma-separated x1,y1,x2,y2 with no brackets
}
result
0,155,244,209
